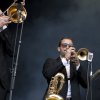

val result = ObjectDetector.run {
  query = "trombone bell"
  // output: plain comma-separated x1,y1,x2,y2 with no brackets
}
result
77,48,88,61
7,3,27,23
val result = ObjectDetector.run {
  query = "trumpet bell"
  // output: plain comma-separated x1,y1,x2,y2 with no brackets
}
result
77,48,88,61
7,3,27,23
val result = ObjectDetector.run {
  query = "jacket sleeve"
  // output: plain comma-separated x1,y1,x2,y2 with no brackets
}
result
0,28,14,57
77,64,88,88
42,58,64,82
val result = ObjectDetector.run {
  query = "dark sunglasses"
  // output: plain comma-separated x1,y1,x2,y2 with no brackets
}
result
60,43,74,48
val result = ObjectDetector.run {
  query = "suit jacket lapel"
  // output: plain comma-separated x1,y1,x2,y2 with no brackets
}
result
56,57,76,80
56,57,68,79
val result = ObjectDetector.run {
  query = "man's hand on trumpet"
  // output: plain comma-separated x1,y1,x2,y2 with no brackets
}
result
65,47,80,66
65,47,75,60
70,51,80,66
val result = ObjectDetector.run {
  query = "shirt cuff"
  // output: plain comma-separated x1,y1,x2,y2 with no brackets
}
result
0,25,7,32
76,63,80,70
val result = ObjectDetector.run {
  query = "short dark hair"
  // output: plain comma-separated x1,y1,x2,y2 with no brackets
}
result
58,37,73,47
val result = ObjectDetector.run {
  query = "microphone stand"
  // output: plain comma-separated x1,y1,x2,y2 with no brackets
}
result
90,61,93,100
9,3,24,100
86,52,93,100
87,52,93,100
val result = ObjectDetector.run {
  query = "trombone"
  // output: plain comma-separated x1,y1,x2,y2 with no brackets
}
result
77,48,93,62
77,48,89,61
4,1,27,100
2,0,27,23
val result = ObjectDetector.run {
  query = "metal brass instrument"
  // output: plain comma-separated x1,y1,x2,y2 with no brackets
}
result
3,0,27,23
77,48,88,61
7,3,27,23
45,73,65,100
92,69,100,80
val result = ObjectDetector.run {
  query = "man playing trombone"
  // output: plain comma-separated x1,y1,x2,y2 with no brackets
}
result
0,10,11,28
0,9,13,100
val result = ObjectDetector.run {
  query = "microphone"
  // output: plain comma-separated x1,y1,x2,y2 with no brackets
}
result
88,52,93,62
92,69,100,80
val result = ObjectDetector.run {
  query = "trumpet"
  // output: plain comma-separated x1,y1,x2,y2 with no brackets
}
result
2,0,27,23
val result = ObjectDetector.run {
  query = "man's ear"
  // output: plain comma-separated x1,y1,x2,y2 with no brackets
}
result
57,47,60,52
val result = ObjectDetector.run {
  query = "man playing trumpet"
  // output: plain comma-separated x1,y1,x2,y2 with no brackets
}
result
43,37,87,100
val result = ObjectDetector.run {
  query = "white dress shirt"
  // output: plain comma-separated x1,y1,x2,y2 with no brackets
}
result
61,57,80,98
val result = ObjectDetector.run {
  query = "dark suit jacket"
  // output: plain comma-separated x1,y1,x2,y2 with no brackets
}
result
42,57,87,100
0,28,13,91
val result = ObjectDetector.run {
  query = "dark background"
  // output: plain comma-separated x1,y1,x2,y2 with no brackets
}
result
1,0,100,100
